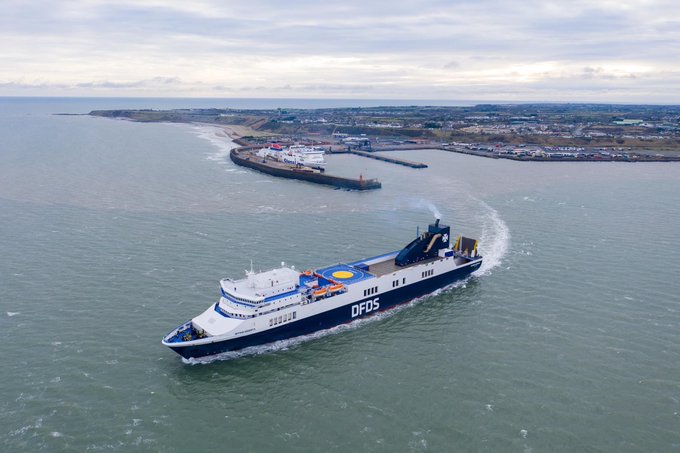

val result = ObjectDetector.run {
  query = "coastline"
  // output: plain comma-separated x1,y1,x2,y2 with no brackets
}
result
214,124,680,163
192,122,256,148
86,108,680,163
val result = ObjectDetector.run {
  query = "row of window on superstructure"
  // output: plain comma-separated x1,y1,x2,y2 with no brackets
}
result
270,311,297,327
228,292,300,307
392,277,406,288
421,269,434,278
363,286,378,297
216,303,255,319
234,313,254,319
226,292,262,305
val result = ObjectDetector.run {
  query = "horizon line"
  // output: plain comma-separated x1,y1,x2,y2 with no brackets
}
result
1,95,679,107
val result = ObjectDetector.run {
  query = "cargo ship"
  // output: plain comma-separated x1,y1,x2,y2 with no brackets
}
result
162,218,482,359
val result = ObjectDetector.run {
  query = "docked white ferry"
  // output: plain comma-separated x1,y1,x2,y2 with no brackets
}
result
162,219,482,359
256,144,326,167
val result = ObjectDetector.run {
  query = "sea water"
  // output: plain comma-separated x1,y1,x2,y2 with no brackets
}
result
1,98,679,451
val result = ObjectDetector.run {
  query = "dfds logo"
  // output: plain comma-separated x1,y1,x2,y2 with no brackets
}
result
351,297,380,318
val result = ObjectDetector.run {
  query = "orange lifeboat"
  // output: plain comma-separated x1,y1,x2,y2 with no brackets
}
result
313,288,328,297
329,284,344,293
303,270,312,276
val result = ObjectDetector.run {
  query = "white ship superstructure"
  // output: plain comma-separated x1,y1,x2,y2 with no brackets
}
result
257,144,326,167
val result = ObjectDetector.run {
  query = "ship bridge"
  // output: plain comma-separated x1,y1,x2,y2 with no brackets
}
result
220,267,300,304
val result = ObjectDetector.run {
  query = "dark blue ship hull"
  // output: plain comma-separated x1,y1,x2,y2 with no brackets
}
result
170,260,481,359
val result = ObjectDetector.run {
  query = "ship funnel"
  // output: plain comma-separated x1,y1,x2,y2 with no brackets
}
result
395,219,451,267
435,218,440,228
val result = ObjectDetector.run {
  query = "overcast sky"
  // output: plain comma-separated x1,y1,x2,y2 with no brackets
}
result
1,0,679,102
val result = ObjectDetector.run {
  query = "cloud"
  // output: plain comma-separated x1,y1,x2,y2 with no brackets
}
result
0,0,679,101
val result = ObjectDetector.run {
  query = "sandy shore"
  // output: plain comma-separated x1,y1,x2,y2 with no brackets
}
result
220,124,273,140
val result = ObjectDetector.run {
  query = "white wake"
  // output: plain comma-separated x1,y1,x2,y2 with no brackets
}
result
476,200,510,276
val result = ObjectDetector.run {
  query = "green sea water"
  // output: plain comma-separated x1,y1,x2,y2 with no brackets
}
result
1,99,679,451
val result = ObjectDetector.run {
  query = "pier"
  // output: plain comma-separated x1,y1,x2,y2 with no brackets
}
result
230,149,381,190
347,149,428,168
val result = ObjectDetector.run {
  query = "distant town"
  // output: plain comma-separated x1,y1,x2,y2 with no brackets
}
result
90,103,680,162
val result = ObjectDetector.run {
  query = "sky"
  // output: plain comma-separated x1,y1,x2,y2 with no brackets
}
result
1,0,679,102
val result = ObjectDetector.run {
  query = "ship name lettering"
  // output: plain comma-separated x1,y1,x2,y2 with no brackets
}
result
234,328,256,336
351,297,380,318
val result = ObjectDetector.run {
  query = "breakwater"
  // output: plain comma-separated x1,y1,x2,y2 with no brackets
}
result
347,149,428,168
230,149,381,190
441,145,680,162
